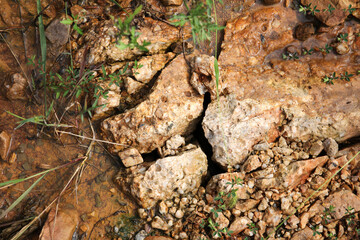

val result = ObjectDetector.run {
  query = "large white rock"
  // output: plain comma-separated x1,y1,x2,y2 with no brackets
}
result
115,147,207,208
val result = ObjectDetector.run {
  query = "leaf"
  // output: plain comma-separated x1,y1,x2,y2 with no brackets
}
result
0,173,47,219
60,19,73,25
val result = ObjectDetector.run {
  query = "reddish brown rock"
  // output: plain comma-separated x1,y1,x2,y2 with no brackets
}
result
0,131,10,160
295,22,315,41
39,208,79,240
323,189,360,219
229,216,251,235
291,227,315,240
118,147,143,167
101,55,203,154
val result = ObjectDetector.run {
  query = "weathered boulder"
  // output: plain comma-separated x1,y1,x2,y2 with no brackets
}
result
198,6,360,168
39,208,79,240
115,147,207,208
101,55,203,155
74,17,180,66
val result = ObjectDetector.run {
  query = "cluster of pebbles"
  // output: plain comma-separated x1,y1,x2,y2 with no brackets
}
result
132,136,360,239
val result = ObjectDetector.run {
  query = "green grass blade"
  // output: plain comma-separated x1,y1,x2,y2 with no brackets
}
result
0,173,47,219
214,58,220,101
37,0,47,116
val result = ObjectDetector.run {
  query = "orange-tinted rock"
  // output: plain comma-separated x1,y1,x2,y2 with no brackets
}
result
0,131,10,160
39,208,79,240
323,190,360,219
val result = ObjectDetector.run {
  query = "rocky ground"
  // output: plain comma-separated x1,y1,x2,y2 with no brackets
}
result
0,0,360,239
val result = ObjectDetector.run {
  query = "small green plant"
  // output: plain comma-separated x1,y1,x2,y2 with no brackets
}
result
328,232,338,240
247,222,259,235
322,72,338,84
323,4,335,13
344,4,355,14
61,15,83,35
311,224,321,236
112,5,150,51
345,206,355,225
322,205,335,224
282,52,299,60
340,71,353,81
170,0,225,45
299,3,320,15
133,60,143,75
337,33,348,42
302,48,314,55
320,44,333,54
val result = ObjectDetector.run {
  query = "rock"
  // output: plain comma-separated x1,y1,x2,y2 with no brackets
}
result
175,209,184,218
229,216,251,235
309,140,324,157
134,53,176,84
258,198,269,211
165,135,185,150
286,215,299,229
213,212,229,230
335,42,350,55
206,172,249,201
115,147,207,208
0,131,10,160
203,97,281,168
263,207,282,227
281,196,292,212
45,17,70,47
118,147,143,167
323,190,360,219
160,0,183,6
39,208,79,240
135,230,148,240
300,0,354,26
323,138,338,157
253,142,270,151
101,55,203,155
74,17,180,66
92,79,121,121
263,0,281,5
299,212,309,229
291,227,314,240
151,216,168,231
5,73,28,100
255,156,329,190
125,77,145,95
278,136,288,148
235,199,260,212
159,201,168,215
243,155,262,172
179,232,187,239
294,22,315,41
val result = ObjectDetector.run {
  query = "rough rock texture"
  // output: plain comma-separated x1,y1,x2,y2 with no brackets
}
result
39,208,79,240
118,147,143,167
92,80,121,121
301,0,356,26
229,216,251,235
74,17,180,67
115,147,207,208
323,190,360,219
199,6,360,168
134,53,176,84
0,131,10,160
4,73,28,100
255,156,329,190
101,55,204,155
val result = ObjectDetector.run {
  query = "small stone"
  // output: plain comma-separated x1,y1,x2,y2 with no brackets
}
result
160,0,183,6
281,197,292,211
323,138,338,157
300,212,309,229
159,201,168,215
258,198,269,211
138,208,148,219
295,23,315,41
179,232,187,239
0,131,11,160
243,155,261,172
175,209,184,218
169,207,177,215
228,217,251,235
5,73,28,100
263,207,282,227
253,142,270,151
287,215,299,229
298,151,309,160
309,140,323,157
166,135,185,150
118,148,143,167
278,136,287,148
135,230,147,240
335,42,350,55
151,216,168,230
180,197,189,206
8,152,16,163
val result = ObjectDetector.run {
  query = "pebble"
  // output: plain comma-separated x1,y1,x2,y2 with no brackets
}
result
258,198,269,211
323,138,338,157
159,201,168,215
151,216,168,230
309,140,324,157
175,209,184,218
253,142,270,151
179,232,188,239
